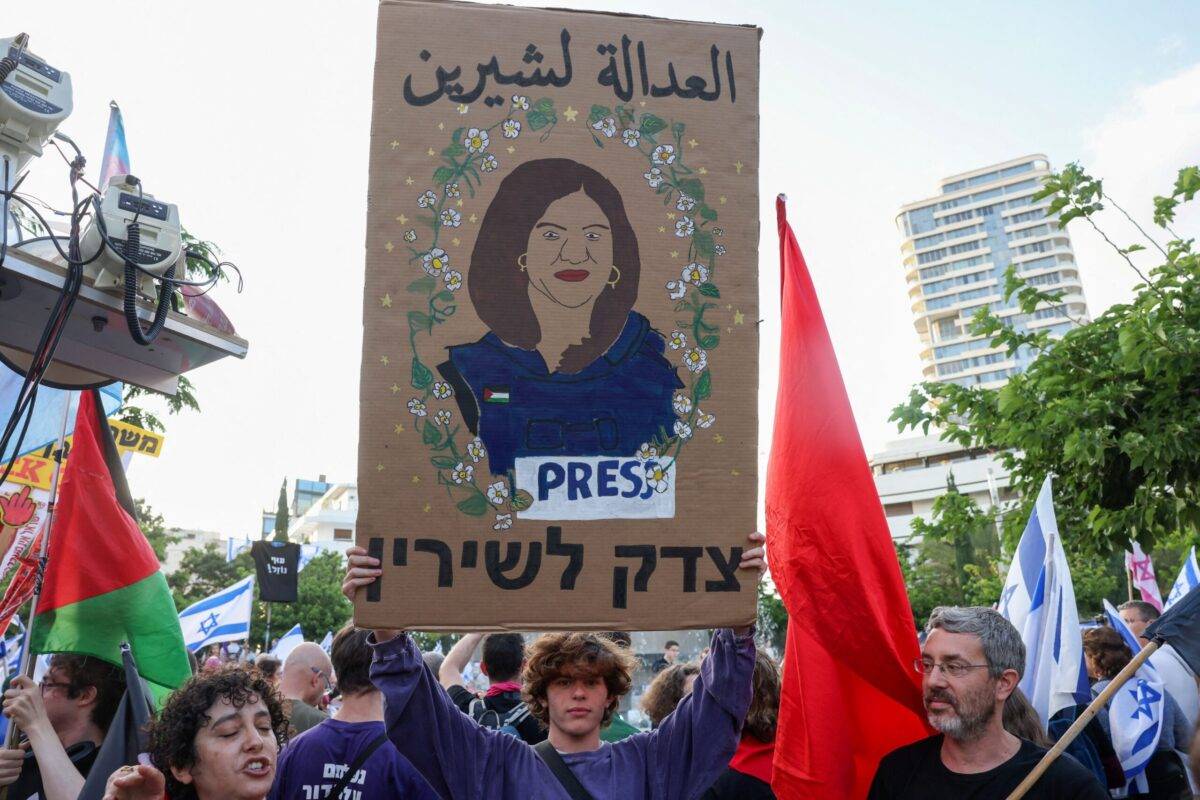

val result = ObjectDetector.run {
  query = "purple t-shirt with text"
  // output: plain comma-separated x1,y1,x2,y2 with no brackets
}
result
268,718,439,800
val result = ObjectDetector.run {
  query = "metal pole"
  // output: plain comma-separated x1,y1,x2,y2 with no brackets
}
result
264,602,272,651
4,392,73,748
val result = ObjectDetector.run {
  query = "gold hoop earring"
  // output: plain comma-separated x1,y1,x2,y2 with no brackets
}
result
517,253,528,272
607,265,621,288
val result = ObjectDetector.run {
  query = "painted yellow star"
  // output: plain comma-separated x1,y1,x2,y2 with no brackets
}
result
394,423,405,434
385,241,394,252
639,100,646,107
666,212,677,220
456,198,464,208
698,167,708,175
726,326,733,333
506,145,516,154
726,303,733,310
451,237,461,246
719,196,727,204
376,463,385,472
390,140,400,149
427,147,436,157
731,469,740,476
390,383,401,394
468,213,478,223
411,475,421,484
669,250,679,259
734,310,745,325
381,293,392,308
734,161,744,174
457,103,469,114
713,433,724,443
380,355,390,365
658,225,666,233
396,214,409,225
563,106,579,122
437,122,445,130
424,503,432,513
404,176,414,186
688,138,698,149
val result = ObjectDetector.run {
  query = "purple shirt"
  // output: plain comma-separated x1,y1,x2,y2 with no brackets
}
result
268,718,439,800
369,628,755,800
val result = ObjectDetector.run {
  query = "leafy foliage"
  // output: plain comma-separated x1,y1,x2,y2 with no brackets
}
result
133,497,176,563
249,551,352,648
167,543,253,611
273,479,289,542
891,164,1200,556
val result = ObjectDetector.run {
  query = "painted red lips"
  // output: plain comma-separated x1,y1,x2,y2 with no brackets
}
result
554,269,591,282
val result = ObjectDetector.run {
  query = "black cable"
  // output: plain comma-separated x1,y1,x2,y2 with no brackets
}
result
121,221,172,344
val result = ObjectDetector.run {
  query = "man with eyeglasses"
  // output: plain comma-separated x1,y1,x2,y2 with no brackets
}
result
279,642,333,738
0,654,125,800
868,606,1106,799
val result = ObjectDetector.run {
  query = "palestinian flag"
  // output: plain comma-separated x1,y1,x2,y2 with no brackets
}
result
29,390,190,696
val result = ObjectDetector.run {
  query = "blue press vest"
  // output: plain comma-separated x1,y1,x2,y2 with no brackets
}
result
444,311,683,474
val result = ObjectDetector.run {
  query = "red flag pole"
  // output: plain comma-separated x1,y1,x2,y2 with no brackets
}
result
4,391,74,748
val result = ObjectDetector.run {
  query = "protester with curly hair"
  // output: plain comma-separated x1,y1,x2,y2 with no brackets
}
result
341,531,765,800
640,663,700,728
701,649,781,799
102,665,286,800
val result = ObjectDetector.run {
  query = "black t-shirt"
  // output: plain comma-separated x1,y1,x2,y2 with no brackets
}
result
868,735,1108,800
10,740,98,800
251,540,301,602
447,685,547,745
700,768,776,799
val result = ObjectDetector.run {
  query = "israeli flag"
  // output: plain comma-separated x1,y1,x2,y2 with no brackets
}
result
179,576,255,653
998,477,1090,726
1103,599,1163,792
319,630,333,654
1165,547,1199,611
271,624,304,662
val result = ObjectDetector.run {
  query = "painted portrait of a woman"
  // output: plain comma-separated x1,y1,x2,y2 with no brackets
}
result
438,158,682,475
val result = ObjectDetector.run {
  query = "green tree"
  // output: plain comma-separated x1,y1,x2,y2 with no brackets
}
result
168,543,253,610
133,498,176,563
250,551,351,648
273,479,289,542
891,164,1200,557
755,580,787,655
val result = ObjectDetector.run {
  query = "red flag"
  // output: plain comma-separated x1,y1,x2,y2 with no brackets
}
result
767,196,930,799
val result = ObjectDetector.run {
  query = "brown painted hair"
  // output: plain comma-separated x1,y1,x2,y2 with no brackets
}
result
1083,625,1133,679
521,631,638,728
469,158,641,374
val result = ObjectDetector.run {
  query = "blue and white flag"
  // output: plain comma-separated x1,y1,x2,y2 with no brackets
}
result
1165,547,1198,611
0,365,122,463
98,101,131,188
998,476,1090,727
271,624,304,662
178,576,255,653
319,630,333,654
1103,599,1163,792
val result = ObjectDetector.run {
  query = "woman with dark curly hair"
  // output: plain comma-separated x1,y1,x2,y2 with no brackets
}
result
1082,626,1193,799
102,665,286,800
701,649,781,799
640,662,700,729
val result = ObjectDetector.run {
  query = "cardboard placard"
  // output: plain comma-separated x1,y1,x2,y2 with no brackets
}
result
356,0,760,630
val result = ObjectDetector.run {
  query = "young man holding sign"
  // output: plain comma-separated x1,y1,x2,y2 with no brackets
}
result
341,531,765,800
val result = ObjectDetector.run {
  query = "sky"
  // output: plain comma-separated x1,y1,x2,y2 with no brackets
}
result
10,0,1200,537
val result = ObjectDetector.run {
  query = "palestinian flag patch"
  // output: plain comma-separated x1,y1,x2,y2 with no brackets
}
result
483,386,510,404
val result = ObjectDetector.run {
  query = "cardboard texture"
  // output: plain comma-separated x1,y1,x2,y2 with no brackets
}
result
356,0,760,631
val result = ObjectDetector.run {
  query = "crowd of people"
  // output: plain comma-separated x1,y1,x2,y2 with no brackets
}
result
0,530,1191,799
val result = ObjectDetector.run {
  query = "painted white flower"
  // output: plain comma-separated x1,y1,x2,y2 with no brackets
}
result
644,462,670,493
467,437,486,463
417,189,438,208
422,248,449,276
407,398,427,417
443,270,463,292
440,208,462,228
432,382,452,400
673,420,693,440
682,347,708,373
591,116,616,138
502,119,522,139
652,144,676,166
444,182,461,198
696,410,716,428
644,167,664,189
715,244,727,256
463,127,489,154
675,217,695,238
666,280,686,301
713,227,724,237
511,95,529,110
486,481,510,505
673,393,693,415
403,229,417,243
668,330,687,350
681,262,709,286
676,193,696,212
493,513,513,530
622,128,641,148
450,461,474,485
636,442,658,461
434,409,452,426
480,154,499,172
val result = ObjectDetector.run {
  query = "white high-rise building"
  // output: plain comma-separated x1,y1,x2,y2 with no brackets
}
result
896,154,1090,388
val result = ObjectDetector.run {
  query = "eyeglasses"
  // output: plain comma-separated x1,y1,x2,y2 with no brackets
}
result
311,667,333,693
913,658,990,679
39,681,71,696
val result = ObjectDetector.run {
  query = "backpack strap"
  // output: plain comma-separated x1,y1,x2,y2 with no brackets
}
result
326,732,388,800
534,740,596,800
